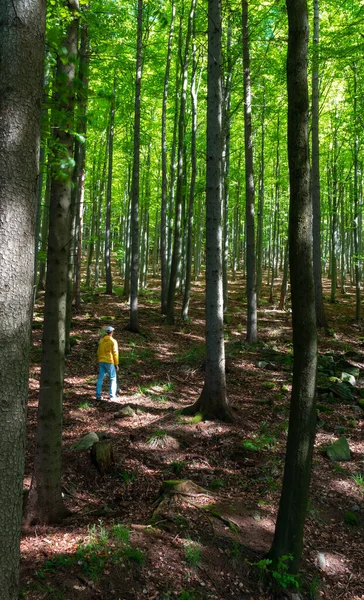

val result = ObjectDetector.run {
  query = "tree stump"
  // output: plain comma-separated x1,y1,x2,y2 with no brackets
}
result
91,440,114,473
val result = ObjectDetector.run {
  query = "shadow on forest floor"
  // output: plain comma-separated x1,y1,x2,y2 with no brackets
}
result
21,275,364,600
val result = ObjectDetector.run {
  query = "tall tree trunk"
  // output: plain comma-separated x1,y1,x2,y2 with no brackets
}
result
256,92,265,305
222,22,233,313
37,167,51,291
167,0,196,325
182,0,232,422
94,135,108,288
73,18,89,308
353,65,361,321
242,0,257,343
182,13,197,321
25,1,79,525
105,78,116,295
330,115,339,303
269,0,317,573
161,1,175,314
129,0,143,332
311,0,327,328
269,114,280,303
0,0,46,594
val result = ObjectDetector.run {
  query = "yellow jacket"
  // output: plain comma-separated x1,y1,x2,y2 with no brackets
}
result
97,335,119,365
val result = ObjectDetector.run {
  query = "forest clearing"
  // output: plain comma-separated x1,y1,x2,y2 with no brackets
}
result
21,276,363,600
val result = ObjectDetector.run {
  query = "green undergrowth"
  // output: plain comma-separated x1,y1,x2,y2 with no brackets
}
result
24,522,144,596
252,553,301,592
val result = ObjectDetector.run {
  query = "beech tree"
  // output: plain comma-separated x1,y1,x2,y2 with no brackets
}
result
182,0,232,422
0,0,46,595
25,0,79,525
269,0,318,572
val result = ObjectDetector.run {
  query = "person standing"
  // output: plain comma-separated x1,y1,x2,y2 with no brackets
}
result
96,326,119,400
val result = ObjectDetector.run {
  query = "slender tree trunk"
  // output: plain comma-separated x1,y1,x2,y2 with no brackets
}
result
167,0,196,325
269,0,317,573
279,238,289,310
0,0,46,594
330,115,339,303
73,18,89,308
256,93,265,305
25,2,79,525
242,0,257,343
129,0,143,332
105,78,116,295
222,22,233,313
353,65,361,321
182,13,197,321
161,1,175,314
182,0,232,422
311,0,327,328
269,114,280,303
37,167,51,291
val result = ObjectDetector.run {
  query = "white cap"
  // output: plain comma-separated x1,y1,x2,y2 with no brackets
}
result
106,326,115,333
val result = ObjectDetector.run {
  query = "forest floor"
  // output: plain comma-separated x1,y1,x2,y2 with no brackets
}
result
21,275,363,600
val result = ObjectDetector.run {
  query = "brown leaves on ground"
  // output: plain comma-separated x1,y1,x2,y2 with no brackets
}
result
22,277,364,600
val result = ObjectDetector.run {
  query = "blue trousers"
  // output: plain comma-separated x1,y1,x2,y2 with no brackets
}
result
96,362,117,399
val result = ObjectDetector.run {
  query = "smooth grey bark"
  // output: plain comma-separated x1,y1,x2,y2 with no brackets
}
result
129,0,143,332
269,114,280,303
37,168,51,291
242,0,257,343
166,0,196,325
161,1,175,314
94,133,108,288
269,0,317,573
181,14,197,321
25,3,79,525
279,238,289,310
353,65,361,321
73,18,89,309
256,93,265,305
105,79,116,295
222,22,232,313
330,113,339,303
182,0,232,422
0,0,46,595
311,0,327,328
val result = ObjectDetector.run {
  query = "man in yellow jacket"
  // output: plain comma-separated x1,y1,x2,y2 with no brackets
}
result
96,326,119,400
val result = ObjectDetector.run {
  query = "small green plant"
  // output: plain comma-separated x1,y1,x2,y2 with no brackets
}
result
230,540,244,560
177,591,200,600
332,463,346,474
343,511,359,526
172,514,189,530
148,430,168,447
112,524,130,544
188,412,203,424
209,478,225,490
176,345,205,365
169,460,186,477
309,576,322,599
242,433,276,452
352,472,364,490
262,381,275,390
253,554,300,590
123,546,145,564
78,401,92,410
184,540,202,568
118,469,136,484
